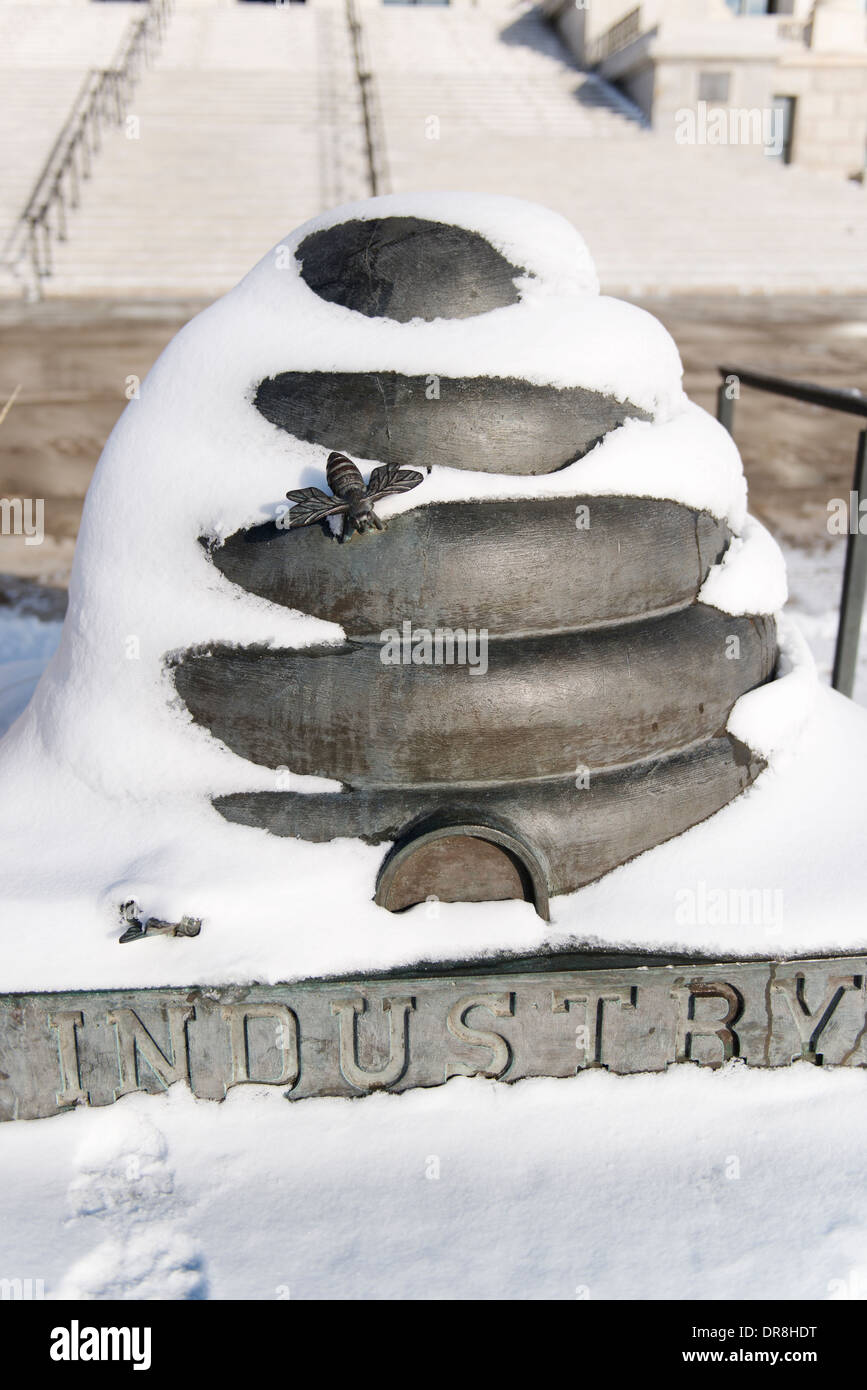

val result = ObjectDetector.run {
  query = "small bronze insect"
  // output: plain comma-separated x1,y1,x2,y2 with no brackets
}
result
118,900,202,944
285,451,424,538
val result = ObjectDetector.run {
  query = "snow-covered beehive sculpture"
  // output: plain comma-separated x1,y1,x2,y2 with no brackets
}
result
7,192,849,1120
167,196,780,921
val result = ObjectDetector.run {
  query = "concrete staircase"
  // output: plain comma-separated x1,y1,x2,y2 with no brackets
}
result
19,3,369,295
366,1,867,295
4,0,867,297
0,3,139,253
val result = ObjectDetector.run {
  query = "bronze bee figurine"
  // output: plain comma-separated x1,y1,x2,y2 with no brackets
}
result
118,899,202,944
285,451,424,538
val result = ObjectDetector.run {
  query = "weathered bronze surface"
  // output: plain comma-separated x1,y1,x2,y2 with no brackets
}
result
208,497,730,637
254,371,651,475
379,830,534,912
4,956,866,1120
297,215,527,322
172,607,775,785
215,737,761,912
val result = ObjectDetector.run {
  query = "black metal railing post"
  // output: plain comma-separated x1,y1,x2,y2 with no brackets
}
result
832,429,867,698
717,365,867,699
717,376,735,436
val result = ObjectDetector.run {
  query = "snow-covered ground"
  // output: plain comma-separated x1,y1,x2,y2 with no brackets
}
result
0,607,63,737
783,543,867,706
2,1067,867,1300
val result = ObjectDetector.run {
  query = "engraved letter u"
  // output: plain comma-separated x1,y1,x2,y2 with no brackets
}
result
331,996,415,1091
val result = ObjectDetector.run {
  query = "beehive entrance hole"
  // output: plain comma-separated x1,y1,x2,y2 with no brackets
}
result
376,824,549,921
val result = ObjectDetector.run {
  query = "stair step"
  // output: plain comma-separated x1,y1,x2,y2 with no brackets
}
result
4,0,866,297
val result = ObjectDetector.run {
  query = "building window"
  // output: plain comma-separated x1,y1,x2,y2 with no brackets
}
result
698,72,731,104
770,95,796,164
725,0,794,14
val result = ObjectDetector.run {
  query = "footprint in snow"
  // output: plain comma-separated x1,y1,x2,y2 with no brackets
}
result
52,1108,207,1300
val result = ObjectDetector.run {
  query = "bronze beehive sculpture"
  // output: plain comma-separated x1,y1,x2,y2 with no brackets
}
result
14,196,867,1125
172,210,777,921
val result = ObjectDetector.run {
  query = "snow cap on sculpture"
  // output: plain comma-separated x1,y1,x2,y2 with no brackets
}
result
0,192,812,983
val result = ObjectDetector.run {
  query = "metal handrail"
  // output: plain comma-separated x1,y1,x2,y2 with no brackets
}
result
718,365,867,420
586,6,643,67
2,0,174,298
777,19,809,44
345,0,389,198
717,365,867,699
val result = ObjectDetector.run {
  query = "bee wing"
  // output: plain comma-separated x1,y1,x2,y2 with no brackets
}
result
286,486,335,505
367,465,425,500
288,502,349,528
285,487,348,528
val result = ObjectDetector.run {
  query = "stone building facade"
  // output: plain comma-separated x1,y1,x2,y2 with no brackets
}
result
546,0,867,178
